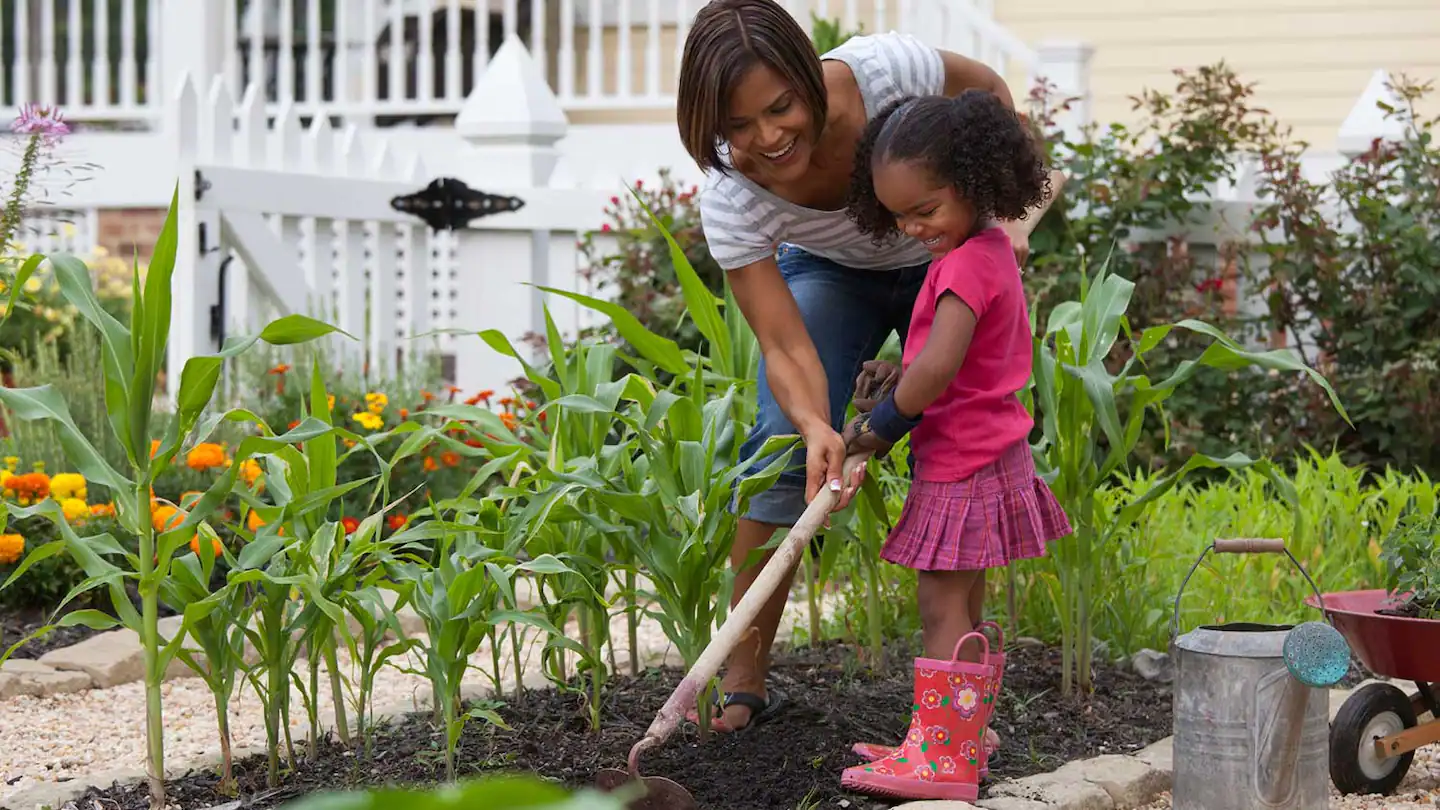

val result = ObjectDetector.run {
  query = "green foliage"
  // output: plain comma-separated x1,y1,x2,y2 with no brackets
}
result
1250,75,1440,475
810,13,863,54
278,773,631,810
1378,511,1440,619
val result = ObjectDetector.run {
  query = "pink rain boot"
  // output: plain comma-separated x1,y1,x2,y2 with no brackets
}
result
840,631,998,802
851,620,1006,778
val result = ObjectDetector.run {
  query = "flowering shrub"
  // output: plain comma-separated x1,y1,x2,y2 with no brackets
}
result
574,169,724,361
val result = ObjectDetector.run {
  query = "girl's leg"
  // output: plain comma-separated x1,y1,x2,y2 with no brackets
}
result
917,569,983,660
966,569,1002,750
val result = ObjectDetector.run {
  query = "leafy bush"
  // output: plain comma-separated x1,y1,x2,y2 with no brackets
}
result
1250,75,1440,475
1377,511,1440,619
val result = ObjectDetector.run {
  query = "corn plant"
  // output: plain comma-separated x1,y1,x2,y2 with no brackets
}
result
1030,253,1348,696
390,527,574,781
0,189,344,808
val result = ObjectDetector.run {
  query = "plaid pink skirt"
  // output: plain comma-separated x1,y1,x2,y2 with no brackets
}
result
882,440,1072,572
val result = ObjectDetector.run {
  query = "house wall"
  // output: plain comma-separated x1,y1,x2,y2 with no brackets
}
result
994,0,1440,149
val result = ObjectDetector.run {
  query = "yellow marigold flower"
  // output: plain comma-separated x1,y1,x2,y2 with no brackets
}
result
2,456,17,471
186,442,229,471
239,458,264,488
51,473,87,501
351,411,383,431
364,392,388,415
327,394,335,411
0,534,23,564
60,497,89,523
247,510,266,532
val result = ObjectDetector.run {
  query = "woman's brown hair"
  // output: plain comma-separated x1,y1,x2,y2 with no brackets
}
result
676,0,828,174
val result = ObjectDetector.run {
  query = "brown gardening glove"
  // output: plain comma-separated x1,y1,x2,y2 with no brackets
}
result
853,359,902,414
841,413,895,459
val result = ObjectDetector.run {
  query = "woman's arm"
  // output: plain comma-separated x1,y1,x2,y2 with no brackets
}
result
937,51,1015,110
728,258,859,509
892,294,977,418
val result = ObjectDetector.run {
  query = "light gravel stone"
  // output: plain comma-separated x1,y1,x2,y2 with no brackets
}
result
893,802,983,809
0,660,91,699
976,798,1050,810
1062,754,1168,807
1133,737,1172,778
989,767,1116,810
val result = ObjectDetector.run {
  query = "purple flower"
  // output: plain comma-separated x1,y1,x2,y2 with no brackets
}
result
10,104,69,144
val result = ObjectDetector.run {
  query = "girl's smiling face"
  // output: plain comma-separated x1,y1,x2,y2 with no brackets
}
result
725,64,817,185
873,158,978,257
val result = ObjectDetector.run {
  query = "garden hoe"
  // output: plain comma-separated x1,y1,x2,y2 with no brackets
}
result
595,450,874,810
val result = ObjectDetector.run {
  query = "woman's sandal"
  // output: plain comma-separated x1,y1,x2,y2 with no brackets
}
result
684,688,788,732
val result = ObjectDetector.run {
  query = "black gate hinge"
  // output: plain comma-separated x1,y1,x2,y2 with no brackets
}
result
391,178,526,232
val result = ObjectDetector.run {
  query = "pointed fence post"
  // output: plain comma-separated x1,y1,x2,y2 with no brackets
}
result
1034,41,1094,144
1337,70,1407,157
449,35,570,397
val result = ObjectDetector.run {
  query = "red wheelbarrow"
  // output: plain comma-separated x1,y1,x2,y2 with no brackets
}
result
1307,589,1440,795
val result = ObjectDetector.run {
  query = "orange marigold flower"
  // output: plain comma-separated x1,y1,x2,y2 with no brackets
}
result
269,364,291,375
150,439,161,458
525,400,538,410
441,451,460,467
288,420,301,430
423,456,438,472
247,511,267,532
498,397,515,409
152,504,186,532
0,534,24,565
386,513,407,531
10,472,50,504
399,408,409,419
421,390,435,403
464,393,483,406
341,516,360,535
239,459,264,487
500,412,518,430
186,442,228,471
464,438,483,448
89,503,116,518
189,535,223,558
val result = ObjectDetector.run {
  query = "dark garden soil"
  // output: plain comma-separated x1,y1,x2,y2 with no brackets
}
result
71,639,1174,810
2,590,180,659
1,606,105,659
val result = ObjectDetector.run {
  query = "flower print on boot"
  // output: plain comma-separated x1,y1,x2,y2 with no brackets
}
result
841,631,998,802
852,621,1007,778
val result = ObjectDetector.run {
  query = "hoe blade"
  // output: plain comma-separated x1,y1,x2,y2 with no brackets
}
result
595,767,698,810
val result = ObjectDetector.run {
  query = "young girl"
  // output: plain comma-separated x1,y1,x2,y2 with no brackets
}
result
835,90,1073,801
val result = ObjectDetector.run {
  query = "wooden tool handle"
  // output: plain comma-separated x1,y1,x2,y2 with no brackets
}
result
636,452,872,748
1214,538,1287,554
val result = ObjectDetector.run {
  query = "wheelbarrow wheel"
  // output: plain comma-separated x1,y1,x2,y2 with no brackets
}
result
1329,682,1417,796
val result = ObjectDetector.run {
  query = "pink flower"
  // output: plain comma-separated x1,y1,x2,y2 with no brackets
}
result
937,756,957,774
921,689,945,709
955,686,981,719
960,739,980,764
913,764,935,781
928,725,951,745
11,104,68,145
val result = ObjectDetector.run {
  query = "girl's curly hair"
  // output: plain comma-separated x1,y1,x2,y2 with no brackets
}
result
846,90,1051,245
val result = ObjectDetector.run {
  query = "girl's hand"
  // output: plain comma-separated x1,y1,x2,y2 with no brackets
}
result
842,415,895,459
854,360,902,413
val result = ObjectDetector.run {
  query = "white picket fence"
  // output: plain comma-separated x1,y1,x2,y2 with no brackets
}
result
1,0,1037,123
163,37,612,400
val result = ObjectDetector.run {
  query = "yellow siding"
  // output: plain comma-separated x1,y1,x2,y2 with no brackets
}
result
994,0,1440,149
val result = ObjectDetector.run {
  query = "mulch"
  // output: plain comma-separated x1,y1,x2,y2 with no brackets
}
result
73,638,1175,810
0,608,103,660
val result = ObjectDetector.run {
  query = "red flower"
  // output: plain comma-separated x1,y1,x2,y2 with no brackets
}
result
341,516,360,534
387,513,407,531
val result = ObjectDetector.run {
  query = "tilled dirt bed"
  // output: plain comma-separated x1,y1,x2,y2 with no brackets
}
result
71,640,1175,810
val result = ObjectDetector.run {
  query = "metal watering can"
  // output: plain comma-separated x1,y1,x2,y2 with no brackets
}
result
1169,538,1348,810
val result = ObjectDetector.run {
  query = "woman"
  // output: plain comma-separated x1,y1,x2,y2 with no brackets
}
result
675,0,1044,735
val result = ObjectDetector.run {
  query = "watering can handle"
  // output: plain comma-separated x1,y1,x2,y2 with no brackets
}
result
1169,538,1330,643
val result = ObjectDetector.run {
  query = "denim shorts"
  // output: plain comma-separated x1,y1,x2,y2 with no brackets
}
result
732,243,929,526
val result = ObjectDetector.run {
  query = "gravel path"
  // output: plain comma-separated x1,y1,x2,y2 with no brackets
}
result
1138,746,1439,808
0,598,823,805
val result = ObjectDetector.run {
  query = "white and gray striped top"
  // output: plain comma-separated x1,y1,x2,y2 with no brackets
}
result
698,31,946,272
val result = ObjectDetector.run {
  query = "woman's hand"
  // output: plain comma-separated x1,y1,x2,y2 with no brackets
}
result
801,421,864,514
853,360,902,413
999,219,1031,266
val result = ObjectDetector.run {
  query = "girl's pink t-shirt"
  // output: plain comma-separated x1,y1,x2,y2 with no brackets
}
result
902,226,1034,483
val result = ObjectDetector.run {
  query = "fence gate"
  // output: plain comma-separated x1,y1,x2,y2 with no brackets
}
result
167,63,610,403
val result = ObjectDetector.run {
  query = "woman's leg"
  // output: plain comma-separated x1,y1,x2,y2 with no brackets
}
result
711,246,900,732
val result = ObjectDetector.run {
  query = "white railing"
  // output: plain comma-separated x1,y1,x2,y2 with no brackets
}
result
2,0,1037,124
14,207,100,257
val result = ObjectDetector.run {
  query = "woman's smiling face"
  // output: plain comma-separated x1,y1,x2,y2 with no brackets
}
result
725,63,817,185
